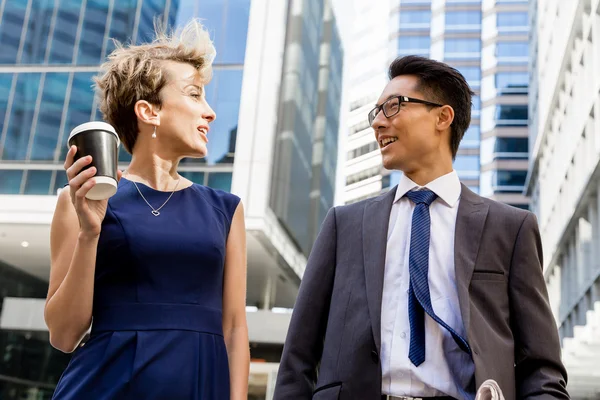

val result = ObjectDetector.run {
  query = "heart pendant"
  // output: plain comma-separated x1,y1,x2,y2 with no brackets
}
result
151,210,160,216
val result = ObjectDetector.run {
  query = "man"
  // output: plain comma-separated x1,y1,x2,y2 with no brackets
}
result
273,56,569,400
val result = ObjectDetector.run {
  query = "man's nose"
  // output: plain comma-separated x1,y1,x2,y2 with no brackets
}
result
372,109,388,130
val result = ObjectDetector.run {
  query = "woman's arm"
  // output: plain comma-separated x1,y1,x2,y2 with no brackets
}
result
45,188,98,353
45,149,117,353
222,201,250,400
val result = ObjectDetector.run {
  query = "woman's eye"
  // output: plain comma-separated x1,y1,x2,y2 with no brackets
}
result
190,93,201,99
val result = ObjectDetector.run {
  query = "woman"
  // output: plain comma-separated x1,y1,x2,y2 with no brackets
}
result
45,19,249,399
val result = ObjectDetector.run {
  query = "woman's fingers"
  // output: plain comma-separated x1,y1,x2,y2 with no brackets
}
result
68,167,97,193
66,155,93,181
63,146,77,171
74,177,97,203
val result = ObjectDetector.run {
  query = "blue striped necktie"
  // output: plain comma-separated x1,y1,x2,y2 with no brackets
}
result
405,189,471,367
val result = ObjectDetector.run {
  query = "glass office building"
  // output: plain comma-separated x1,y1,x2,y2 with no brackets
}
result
343,0,529,210
0,0,250,195
0,0,343,398
478,0,529,209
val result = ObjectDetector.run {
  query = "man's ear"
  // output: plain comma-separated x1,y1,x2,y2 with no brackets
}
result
436,104,454,132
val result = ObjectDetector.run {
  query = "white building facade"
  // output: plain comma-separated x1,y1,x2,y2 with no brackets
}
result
527,0,600,398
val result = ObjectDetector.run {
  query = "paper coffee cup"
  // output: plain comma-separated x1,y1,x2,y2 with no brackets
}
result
68,121,120,200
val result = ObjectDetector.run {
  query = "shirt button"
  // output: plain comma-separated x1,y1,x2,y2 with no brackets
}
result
400,332,406,339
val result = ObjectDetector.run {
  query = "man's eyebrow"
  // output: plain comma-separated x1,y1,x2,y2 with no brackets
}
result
375,94,399,107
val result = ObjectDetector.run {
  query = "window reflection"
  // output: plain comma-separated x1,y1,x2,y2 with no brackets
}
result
0,74,13,142
105,0,138,56
59,73,95,161
31,73,69,160
137,0,167,44
179,171,205,185
52,170,69,194
187,0,251,65
0,170,23,194
2,73,41,160
0,1,27,64
77,0,110,65
21,0,55,64
185,69,243,165
49,0,82,64
24,170,53,195
207,172,232,192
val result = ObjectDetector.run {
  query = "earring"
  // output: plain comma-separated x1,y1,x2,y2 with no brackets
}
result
152,126,157,139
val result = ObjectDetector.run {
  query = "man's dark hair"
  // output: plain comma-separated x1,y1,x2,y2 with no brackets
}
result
388,55,474,159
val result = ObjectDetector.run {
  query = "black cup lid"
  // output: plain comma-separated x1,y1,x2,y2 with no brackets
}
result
67,121,120,148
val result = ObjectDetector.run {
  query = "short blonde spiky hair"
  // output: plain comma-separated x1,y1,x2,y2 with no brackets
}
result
94,19,216,153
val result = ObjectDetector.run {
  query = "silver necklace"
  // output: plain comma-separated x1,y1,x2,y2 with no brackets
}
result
131,179,180,216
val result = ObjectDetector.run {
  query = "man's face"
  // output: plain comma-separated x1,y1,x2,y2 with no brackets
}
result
371,75,446,173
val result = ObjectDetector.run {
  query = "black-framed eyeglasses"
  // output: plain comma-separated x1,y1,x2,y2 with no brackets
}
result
367,95,443,126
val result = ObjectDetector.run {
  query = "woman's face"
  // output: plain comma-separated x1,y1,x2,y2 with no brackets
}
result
154,61,216,159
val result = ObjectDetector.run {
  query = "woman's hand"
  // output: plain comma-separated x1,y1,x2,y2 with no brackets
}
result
64,145,121,237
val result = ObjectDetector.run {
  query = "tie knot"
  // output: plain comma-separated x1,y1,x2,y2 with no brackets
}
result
405,189,438,206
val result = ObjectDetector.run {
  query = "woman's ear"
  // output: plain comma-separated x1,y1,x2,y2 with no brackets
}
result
134,100,160,128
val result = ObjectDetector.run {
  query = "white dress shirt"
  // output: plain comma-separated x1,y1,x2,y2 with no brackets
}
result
380,170,475,400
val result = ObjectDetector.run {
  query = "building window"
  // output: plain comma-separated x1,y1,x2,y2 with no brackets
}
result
494,170,527,191
23,170,53,195
207,172,233,192
472,95,481,117
346,166,381,186
399,11,431,31
495,72,528,95
455,66,481,88
453,155,479,179
349,120,371,135
508,203,529,210
496,12,528,33
381,171,402,189
400,0,431,4
481,104,528,132
495,104,528,125
461,125,480,148
398,35,431,56
347,142,379,160
445,11,482,32
481,137,528,164
496,42,528,64
444,38,481,60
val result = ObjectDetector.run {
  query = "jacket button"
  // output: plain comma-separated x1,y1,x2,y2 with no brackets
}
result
371,350,379,363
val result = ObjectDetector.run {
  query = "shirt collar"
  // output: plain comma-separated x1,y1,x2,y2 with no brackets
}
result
393,170,461,208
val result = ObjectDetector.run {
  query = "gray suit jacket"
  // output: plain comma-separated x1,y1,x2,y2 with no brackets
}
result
274,184,569,400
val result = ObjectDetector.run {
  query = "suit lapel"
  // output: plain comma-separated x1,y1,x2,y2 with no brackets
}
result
363,187,397,353
454,184,489,335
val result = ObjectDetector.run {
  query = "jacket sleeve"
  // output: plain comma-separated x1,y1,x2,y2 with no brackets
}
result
510,212,569,399
273,207,338,399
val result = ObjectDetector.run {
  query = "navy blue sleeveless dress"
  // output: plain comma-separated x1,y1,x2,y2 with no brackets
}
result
52,177,240,400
